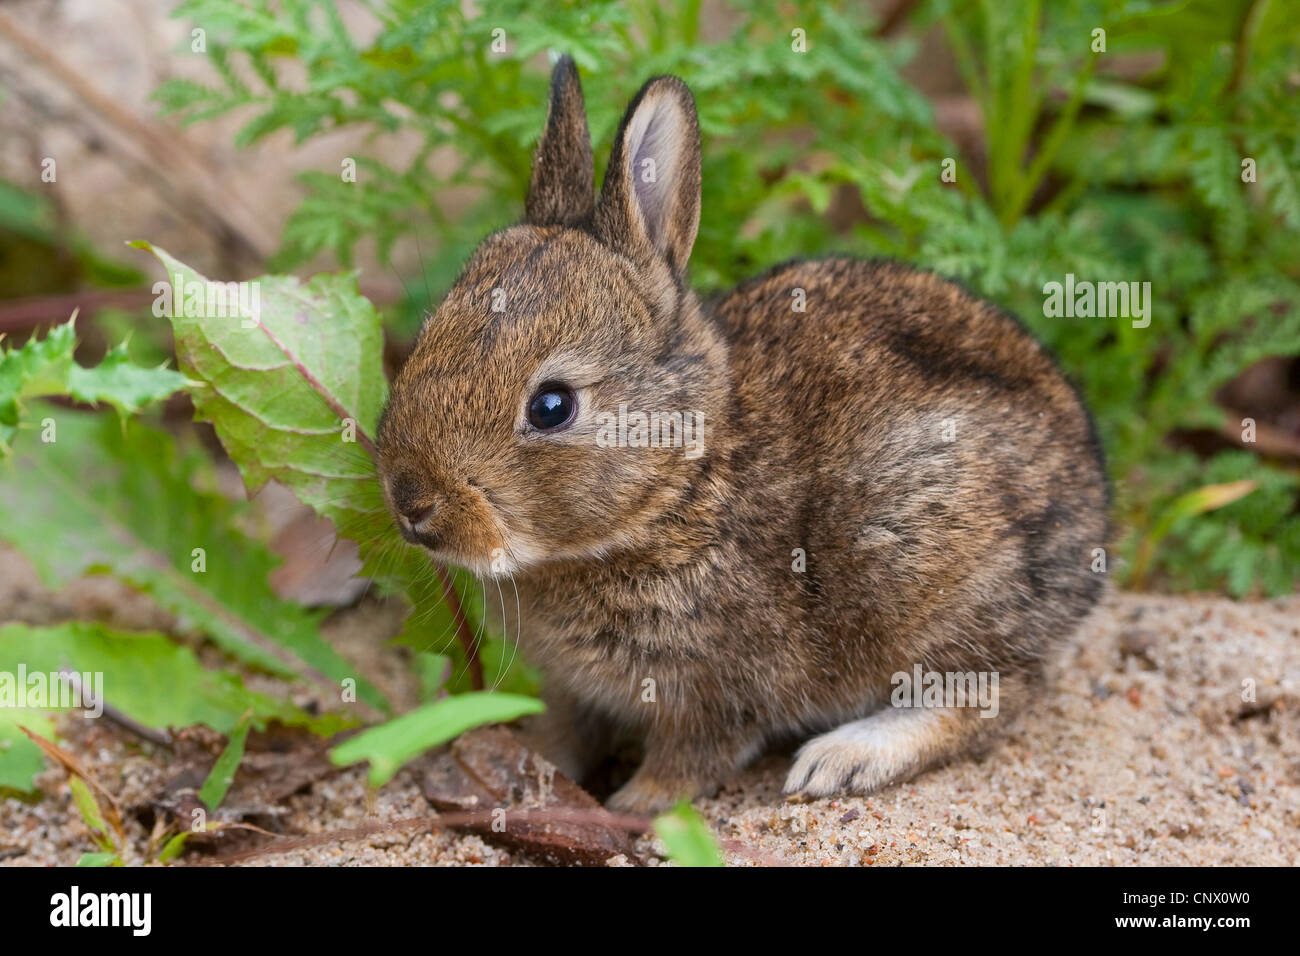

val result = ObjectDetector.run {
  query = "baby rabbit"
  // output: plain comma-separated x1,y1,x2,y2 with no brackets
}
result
377,57,1108,814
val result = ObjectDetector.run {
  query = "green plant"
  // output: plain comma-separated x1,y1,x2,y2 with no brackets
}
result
70,776,123,867
0,316,187,452
0,267,536,822
154,0,934,315
331,691,543,785
150,0,1300,595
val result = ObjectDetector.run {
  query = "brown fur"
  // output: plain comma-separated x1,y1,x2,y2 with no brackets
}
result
377,58,1109,813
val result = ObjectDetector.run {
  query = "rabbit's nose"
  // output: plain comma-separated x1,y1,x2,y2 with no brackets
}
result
390,472,437,529
401,501,436,529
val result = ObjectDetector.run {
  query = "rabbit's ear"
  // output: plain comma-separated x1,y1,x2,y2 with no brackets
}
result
594,75,701,278
526,55,595,226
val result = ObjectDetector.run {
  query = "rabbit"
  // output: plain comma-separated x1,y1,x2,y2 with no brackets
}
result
376,56,1109,814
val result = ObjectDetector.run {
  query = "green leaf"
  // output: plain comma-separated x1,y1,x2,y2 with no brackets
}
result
0,613,345,810
129,241,386,536
66,341,189,416
69,776,115,852
0,409,386,712
330,692,544,787
156,832,191,863
1133,479,1260,587
0,620,343,739
129,243,518,689
0,710,54,793
0,316,187,454
198,712,251,811
76,852,122,868
411,652,451,703
652,801,725,867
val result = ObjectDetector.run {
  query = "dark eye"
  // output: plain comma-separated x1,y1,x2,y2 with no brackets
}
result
527,384,576,432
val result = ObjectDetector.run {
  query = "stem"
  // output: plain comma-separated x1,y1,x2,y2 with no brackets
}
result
1228,0,1271,96
0,9,273,268
1000,50,1098,226
434,563,485,691
59,669,174,748
942,13,988,108
1004,0,1043,187
681,0,701,45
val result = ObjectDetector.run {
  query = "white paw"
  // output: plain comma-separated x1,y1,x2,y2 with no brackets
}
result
783,708,942,798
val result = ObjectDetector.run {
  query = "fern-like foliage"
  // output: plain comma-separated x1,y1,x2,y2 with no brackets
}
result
154,0,1300,595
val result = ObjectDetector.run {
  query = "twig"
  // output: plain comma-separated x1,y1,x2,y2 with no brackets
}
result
0,289,156,335
434,562,485,691
877,0,921,37
59,668,174,748
0,8,274,269
198,807,787,866
1219,413,1300,459
18,725,124,838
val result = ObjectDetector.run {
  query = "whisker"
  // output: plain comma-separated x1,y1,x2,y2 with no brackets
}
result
492,568,522,692
487,573,507,691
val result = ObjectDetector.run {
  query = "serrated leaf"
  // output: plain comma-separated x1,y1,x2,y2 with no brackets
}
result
130,243,518,689
131,242,417,591
130,241,385,529
0,410,386,713
0,316,188,454
330,692,544,787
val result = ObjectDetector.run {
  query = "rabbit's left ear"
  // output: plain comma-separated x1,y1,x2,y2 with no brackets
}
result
594,75,701,278
526,55,595,226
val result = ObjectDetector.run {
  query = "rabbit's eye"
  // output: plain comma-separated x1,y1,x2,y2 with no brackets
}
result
527,384,576,432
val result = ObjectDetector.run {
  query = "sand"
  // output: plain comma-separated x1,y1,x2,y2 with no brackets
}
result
1,542,1296,866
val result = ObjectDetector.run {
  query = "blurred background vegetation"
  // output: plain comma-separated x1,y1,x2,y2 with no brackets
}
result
2,0,1298,596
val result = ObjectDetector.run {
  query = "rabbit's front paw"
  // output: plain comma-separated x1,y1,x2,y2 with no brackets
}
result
605,775,700,816
608,775,691,811
784,708,950,798
607,723,754,814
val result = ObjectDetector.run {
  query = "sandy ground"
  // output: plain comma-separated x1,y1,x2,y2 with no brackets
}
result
1,541,1297,866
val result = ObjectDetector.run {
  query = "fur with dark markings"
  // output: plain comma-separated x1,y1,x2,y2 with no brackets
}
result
377,57,1109,813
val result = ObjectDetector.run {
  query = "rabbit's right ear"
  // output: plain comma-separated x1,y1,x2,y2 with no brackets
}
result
526,55,595,226
593,75,701,279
